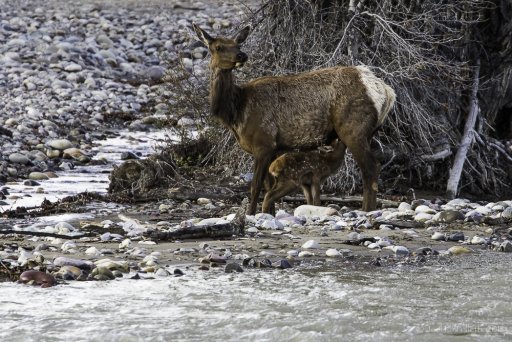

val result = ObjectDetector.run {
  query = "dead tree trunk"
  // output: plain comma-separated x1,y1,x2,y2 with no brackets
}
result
446,58,481,199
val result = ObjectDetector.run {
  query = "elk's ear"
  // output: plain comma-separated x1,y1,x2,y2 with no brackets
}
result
193,23,214,46
234,25,251,44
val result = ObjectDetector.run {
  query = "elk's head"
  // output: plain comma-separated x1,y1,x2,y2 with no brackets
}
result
193,23,250,70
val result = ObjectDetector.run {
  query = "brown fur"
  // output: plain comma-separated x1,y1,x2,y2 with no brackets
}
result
193,24,396,214
262,140,346,212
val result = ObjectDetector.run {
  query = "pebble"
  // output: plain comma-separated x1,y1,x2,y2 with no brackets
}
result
499,241,512,253
431,232,446,241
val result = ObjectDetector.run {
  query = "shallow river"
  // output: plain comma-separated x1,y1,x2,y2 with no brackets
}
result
1,253,511,342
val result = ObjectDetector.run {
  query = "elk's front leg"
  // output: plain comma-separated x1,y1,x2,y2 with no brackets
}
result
249,154,275,215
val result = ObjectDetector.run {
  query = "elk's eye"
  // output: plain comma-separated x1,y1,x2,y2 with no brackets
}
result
215,46,223,52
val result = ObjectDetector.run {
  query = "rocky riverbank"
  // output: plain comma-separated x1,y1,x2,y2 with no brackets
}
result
0,0,250,184
2,195,512,286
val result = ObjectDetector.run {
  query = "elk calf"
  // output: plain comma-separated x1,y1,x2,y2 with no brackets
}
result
262,140,346,213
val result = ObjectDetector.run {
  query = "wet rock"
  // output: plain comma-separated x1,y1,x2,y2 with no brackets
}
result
225,262,244,273
91,267,115,280
28,172,49,180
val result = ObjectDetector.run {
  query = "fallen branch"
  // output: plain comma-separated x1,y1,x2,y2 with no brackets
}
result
145,198,247,241
0,229,93,239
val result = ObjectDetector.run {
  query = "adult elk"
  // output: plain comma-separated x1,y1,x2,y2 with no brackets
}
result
193,24,395,215
262,139,346,213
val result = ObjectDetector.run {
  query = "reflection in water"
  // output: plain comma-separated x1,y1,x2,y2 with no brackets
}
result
1,253,511,341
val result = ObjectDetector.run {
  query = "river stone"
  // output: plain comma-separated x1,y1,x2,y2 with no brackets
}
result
447,232,465,242
431,232,446,241
325,248,341,257
448,246,472,255
432,210,464,223
85,246,100,255
502,207,512,220
261,219,284,230
225,262,244,273
47,139,73,150
64,62,82,72
414,212,433,222
91,267,115,280
301,240,321,249
499,241,512,252
53,256,94,270
298,251,315,257
28,172,49,180
390,245,409,256
55,265,84,280
414,205,437,214
294,205,337,218
272,259,292,269
155,268,170,277
9,153,30,164
398,202,412,212
470,236,486,245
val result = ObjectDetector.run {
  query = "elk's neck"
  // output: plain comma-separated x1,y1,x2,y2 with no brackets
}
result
210,67,242,127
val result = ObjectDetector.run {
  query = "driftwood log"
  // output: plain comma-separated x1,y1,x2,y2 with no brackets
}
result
144,198,247,242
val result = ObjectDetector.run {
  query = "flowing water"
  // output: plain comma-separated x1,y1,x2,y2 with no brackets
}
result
2,131,512,341
1,253,511,342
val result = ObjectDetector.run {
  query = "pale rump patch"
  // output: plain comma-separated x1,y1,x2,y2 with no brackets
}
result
372,181,379,192
356,66,396,125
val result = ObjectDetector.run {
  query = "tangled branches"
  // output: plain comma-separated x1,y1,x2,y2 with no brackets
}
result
242,0,512,198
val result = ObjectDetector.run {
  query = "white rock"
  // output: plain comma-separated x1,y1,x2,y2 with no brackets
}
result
389,245,410,256
47,139,73,150
415,205,437,214
261,219,284,230
55,222,75,234
61,241,77,252
301,240,321,249
431,232,446,241
398,202,412,212
119,238,132,249
85,246,100,255
414,212,433,222
65,62,82,72
367,242,380,249
470,236,486,245
294,205,337,218
197,197,212,205
325,248,341,257
287,250,299,257
298,251,315,257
